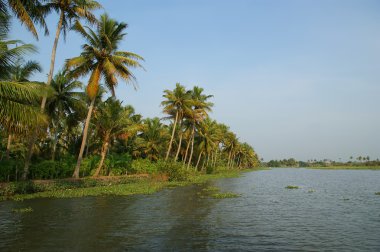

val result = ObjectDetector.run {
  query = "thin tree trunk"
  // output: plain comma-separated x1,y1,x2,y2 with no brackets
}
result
195,150,203,171
227,149,232,168
183,132,192,165
41,11,64,110
22,11,65,180
174,120,183,161
187,124,195,170
73,99,95,178
51,129,59,161
165,111,178,161
94,136,109,177
6,134,12,160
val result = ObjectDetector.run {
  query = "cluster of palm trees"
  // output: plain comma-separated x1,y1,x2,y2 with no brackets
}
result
160,83,259,171
0,1,259,181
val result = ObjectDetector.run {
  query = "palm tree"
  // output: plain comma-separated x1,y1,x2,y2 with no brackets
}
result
22,0,101,180
40,0,101,111
134,117,168,161
1,0,48,40
66,14,144,178
92,98,131,176
2,58,42,159
186,86,213,169
46,70,85,160
161,83,192,161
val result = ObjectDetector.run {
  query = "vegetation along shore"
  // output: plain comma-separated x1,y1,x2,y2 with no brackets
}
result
0,0,260,192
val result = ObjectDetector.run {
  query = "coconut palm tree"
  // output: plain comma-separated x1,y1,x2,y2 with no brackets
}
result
2,58,42,159
161,83,192,161
186,86,213,169
22,0,101,179
46,70,85,160
134,117,168,161
92,98,132,176
1,0,48,40
66,13,144,178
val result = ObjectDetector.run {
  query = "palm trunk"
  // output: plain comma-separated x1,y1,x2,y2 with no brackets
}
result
73,98,95,178
187,124,195,170
22,11,65,180
227,150,232,168
183,133,192,165
51,130,59,161
174,120,183,161
6,134,12,160
41,11,64,110
94,136,109,177
165,111,178,161
195,150,203,171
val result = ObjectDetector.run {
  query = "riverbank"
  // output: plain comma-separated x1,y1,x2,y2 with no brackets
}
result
0,169,250,201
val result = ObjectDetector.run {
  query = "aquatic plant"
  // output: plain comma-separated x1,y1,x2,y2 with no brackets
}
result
285,185,300,189
211,192,241,199
12,207,33,213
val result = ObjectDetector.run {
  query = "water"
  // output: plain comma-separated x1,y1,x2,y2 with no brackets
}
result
1,168,380,251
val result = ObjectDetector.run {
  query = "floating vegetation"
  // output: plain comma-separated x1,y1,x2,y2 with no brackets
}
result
375,192,380,196
343,198,350,201
12,207,33,213
202,186,220,192
308,189,316,193
285,185,300,189
211,192,241,199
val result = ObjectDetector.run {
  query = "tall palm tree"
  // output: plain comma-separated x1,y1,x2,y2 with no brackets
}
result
22,0,101,180
66,14,144,178
161,83,192,161
186,86,213,169
40,0,101,111
46,70,85,160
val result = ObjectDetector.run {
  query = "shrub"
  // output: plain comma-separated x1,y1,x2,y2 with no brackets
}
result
157,161,192,181
130,159,158,174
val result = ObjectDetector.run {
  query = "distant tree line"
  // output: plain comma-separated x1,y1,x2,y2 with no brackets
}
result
263,157,380,167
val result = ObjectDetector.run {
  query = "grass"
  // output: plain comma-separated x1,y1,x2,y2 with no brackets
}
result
285,185,300,189
1,169,250,201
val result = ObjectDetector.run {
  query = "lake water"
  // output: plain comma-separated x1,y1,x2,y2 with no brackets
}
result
1,168,380,251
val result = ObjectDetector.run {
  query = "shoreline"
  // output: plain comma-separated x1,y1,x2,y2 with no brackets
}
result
1,169,253,202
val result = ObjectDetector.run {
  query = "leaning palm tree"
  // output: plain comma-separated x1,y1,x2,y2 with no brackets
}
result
66,13,144,178
161,83,192,161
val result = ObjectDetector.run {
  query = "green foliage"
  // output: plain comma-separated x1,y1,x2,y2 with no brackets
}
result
130,159,159,174
285,185,300,189
29,157,76,179
157,161,192,181
0,159,23,181
106,153,132,176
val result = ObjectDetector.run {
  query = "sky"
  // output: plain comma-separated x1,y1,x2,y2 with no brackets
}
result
10,0,380,161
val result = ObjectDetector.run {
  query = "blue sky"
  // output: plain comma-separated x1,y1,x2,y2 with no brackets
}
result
10,0,380,161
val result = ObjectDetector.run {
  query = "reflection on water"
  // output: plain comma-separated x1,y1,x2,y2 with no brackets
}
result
1,169,380,251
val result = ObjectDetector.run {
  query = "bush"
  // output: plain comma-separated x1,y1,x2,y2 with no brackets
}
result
107,153,132,176
157,161,192,181
130,159,159,174
29,156,76,179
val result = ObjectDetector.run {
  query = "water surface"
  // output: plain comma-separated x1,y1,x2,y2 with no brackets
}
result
1,168,380,251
